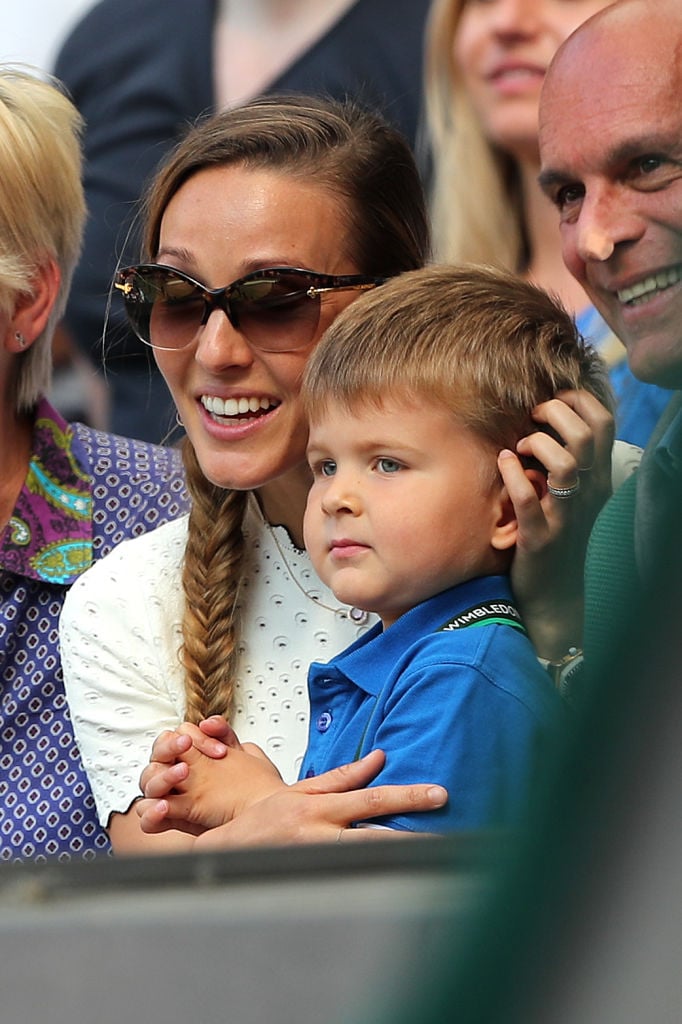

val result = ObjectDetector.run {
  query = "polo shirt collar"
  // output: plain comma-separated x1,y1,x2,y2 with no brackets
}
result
329,574,514,698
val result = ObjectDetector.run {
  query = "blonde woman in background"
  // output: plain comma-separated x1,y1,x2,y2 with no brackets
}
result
424,0,670,448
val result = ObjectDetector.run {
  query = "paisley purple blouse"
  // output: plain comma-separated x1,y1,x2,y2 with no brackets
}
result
0,399,188,862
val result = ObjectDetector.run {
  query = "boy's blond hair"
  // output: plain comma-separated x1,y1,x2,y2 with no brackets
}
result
303,264,613,455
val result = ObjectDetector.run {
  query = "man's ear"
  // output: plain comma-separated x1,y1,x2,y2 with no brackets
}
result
490,468,547,551
8,258,61,352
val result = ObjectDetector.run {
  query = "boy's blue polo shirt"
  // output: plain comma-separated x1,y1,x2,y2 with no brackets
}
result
300,574,563,833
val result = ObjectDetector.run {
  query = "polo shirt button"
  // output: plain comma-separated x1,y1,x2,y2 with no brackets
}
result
316,710,332,733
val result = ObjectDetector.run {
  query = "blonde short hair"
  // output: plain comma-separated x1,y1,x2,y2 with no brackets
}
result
0,67,85,411
303,264,613,453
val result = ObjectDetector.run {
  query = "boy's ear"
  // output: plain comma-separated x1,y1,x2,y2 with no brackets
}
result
490,468,547,551
8,258,61,352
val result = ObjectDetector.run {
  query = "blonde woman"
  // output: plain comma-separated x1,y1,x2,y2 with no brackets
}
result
0,68,187,863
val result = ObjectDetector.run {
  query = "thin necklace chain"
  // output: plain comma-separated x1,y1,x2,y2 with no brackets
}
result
261,510,369,624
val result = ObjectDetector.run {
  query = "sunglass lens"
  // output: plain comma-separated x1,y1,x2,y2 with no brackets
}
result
118,267,324,351
146,270,205,349
120,268,204,348
235,272,321,350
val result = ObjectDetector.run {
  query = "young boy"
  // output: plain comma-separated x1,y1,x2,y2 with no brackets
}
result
137,265,612,839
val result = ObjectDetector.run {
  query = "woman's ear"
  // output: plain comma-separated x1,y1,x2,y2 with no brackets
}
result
8,258,61,352
490,468,547,552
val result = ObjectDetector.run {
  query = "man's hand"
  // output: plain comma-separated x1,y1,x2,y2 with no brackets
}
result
503,390,614,659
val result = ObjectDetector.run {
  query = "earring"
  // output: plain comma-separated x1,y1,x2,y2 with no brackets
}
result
175,411,184,428
15,331,26,349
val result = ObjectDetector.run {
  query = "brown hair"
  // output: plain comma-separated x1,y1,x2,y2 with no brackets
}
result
303,264,613,453
139,95,430,722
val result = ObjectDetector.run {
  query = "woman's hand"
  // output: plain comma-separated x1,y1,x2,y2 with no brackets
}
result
191,750,447,848
138,742,448,846
502,390,614,660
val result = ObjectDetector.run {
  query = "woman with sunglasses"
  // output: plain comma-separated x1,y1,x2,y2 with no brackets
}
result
53,0,432,443
59,95,451,853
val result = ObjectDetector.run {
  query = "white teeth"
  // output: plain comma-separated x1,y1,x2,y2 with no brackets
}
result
618,267,682,305
201,395,275,419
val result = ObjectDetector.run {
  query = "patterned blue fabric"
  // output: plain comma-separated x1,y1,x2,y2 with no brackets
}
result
0,399,188,862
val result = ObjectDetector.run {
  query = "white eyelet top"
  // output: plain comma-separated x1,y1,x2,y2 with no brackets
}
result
60,496,373,826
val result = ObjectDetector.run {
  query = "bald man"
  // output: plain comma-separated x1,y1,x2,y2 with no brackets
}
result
413,9,682,1019
538,0,682,667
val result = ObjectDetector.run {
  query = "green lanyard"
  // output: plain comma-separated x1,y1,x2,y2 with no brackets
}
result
436,599,527,635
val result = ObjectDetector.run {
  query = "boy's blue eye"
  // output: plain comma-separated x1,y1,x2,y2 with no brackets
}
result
377,457,402,474
320,459,337,477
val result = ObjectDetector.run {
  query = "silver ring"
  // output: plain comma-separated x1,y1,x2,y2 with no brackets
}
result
547,478,581,499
